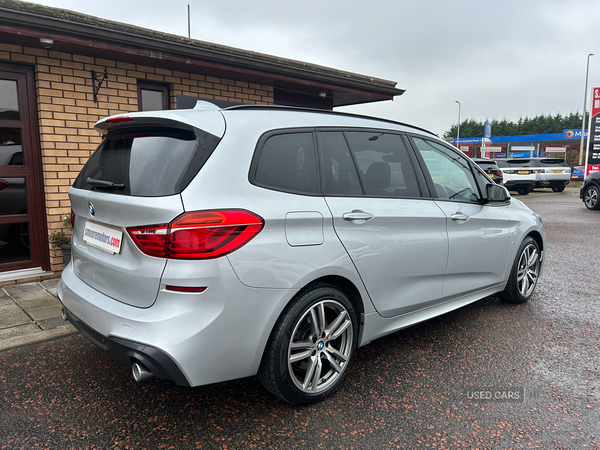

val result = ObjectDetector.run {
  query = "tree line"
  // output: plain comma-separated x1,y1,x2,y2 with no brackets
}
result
443,112,589,140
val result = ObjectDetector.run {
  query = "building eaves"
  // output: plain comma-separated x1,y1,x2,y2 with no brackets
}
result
0,0,404,99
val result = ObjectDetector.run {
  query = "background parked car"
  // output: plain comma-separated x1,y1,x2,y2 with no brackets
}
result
571,165,584,181
495,158,536,195
530,157,570,192
472,159,503,184
580,171,600,209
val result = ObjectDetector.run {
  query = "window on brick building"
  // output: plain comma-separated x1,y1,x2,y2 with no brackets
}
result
137,81,169,111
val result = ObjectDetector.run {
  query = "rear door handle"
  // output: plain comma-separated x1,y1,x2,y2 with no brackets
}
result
451,212,470,222
342,210,374,222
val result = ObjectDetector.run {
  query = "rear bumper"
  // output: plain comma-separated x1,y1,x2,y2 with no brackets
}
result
57,260,292,387
502,180,535,190
61,304,189,385
537,179,570,188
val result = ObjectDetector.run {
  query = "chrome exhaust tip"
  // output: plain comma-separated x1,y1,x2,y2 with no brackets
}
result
132,362,153,383
61,307,68,321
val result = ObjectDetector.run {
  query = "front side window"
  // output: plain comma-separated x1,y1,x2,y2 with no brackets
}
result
253,132,319,195
412,137,481,202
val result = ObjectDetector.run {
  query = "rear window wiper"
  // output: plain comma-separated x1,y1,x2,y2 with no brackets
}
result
86,177,126,189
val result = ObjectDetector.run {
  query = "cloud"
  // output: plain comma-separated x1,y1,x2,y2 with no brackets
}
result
22,0,600,136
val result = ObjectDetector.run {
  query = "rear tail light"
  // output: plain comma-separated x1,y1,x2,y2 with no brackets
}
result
70,210,75,228
127,210,264,260
106,115,134,124
0,179,8,191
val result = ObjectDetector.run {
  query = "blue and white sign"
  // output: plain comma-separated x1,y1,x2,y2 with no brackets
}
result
484,121,492,139
563,129,588,139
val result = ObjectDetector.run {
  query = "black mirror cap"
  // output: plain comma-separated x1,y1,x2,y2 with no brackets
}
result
487,183,509,202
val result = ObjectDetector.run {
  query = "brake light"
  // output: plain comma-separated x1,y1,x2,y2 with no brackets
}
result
70,210,75,228
0,179,8,191
106,115,134,124
127,210,264,260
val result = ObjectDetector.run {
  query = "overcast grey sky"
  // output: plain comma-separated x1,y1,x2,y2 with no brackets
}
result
22,0,600,137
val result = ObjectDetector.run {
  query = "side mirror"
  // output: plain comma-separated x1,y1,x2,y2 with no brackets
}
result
487,183,509,202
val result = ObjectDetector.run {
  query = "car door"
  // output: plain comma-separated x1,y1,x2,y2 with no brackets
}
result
319,130,449,318
409,136,510,298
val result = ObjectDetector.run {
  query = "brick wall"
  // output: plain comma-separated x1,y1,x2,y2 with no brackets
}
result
0,43,274,274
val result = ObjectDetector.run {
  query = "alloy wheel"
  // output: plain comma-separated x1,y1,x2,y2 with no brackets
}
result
287,299,354,394
516,243,539,298
585,186,598,209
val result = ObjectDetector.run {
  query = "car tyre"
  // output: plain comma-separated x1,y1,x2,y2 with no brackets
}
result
516,188,531,195
258,283,358,405
500,236,541,304
552,186,566,193
584,184,600,210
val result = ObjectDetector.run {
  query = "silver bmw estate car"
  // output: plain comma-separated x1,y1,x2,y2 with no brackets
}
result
57,102,545,405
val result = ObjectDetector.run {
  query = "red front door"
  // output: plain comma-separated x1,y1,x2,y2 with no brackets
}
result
0,63,49,273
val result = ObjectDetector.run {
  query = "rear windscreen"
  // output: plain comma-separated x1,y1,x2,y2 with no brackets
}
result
540,159,567,167
73,126,220,196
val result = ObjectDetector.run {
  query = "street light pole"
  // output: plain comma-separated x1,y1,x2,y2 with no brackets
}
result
455,101,461,149
579,53,594,166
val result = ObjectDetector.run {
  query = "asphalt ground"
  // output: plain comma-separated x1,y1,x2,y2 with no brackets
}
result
1,186,599,449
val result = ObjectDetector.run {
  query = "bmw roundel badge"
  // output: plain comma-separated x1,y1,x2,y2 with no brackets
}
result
88,201,95,217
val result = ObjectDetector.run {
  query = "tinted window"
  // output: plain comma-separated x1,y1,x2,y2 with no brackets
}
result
412,137,481,202
253,133,319,194
473,160,498,171
318,132,362,196
540,158,568,167
344,131,421,198
507,159,534,167
74,127,219,197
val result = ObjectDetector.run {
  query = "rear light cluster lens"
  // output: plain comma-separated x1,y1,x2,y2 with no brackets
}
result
127,210,264,260
106,115,134,124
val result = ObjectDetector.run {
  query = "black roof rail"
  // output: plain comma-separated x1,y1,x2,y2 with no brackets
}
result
222,103,437,137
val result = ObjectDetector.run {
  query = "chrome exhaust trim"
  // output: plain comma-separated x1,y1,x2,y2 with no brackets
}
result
132,361,153,383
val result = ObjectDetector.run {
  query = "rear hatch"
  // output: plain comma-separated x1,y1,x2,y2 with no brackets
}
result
69,110,223,307
539,158,570,180
497,159,537,179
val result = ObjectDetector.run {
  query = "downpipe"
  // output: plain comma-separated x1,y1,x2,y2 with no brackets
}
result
132,361,154,383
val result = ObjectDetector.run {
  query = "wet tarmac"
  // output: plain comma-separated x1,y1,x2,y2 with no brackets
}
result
1,187,598,449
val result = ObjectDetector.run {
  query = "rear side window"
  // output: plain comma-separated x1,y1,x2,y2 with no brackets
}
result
74,126,220,197
252,132,319,195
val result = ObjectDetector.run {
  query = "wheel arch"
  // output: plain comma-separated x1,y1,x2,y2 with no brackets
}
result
304,275,365,319
527,230,544,253
252,274,367,376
